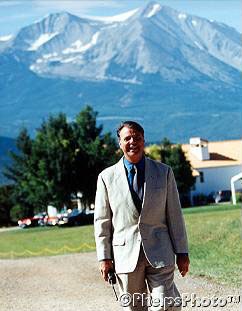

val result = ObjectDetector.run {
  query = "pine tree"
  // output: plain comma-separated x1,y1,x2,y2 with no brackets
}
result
4,107,118,217
73,106,118,205
160,138,195,206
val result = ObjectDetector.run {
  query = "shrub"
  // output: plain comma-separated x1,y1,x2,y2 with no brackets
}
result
192,193,208,206
235,192,242,203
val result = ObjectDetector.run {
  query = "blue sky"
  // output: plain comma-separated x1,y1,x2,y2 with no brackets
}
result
0,0,241,36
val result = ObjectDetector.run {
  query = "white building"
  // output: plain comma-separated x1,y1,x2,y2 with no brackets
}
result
182,138,242,197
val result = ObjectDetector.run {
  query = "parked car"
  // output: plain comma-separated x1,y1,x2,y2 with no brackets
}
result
18,213,46,228
214,190,232,203
44,215,59,226
57,210,69,226
58,209,94,226
207,192,216,203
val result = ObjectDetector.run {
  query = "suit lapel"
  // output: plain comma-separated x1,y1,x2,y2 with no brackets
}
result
115,157,140,217
141,158,157,215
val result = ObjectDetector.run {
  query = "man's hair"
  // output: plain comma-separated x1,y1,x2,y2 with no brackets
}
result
117,121,144,138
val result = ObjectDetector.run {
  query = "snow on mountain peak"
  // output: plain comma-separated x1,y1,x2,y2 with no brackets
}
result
92,32,99,44
192,20,197,27
63,40,82,54
0,35,13,42
178,13,187,20
28,32,59,51
8,1,241,83
62,32,100,54
1,1,242,144
86,8,139,23
43,53,58,59
146,3,161,18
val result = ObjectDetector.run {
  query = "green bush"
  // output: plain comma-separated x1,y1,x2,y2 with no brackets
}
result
10,205,23,222
192,193,208,206
235,192,242,203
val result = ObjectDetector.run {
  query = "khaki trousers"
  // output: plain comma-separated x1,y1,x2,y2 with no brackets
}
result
116,246,181,311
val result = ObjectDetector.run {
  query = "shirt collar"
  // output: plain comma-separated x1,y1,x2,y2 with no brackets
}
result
123,156,145,171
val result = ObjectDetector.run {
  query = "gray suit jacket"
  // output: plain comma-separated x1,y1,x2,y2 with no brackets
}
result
94,157,188,274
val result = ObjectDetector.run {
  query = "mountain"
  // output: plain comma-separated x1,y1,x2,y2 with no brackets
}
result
0,136,17,184
0,1,241,143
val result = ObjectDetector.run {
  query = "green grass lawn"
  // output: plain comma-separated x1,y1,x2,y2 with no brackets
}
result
0,204,241,286
183,203,241,286
0,225,95,258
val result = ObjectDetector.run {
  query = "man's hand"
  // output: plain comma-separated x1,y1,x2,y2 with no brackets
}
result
99,259,114,282
176,254,190,277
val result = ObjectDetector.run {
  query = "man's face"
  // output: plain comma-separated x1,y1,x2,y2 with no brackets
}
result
119,126,145,163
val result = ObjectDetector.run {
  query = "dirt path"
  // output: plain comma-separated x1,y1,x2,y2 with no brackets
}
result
0,252,240,311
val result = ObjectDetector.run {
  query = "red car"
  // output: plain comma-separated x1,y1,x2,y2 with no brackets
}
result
18,213,46,228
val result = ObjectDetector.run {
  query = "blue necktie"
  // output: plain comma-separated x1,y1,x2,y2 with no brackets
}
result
130,165,142,201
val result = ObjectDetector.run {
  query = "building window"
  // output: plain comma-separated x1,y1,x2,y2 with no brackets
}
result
200,172,204,183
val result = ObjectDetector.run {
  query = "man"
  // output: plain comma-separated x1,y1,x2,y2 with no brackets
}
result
94,121,189,311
